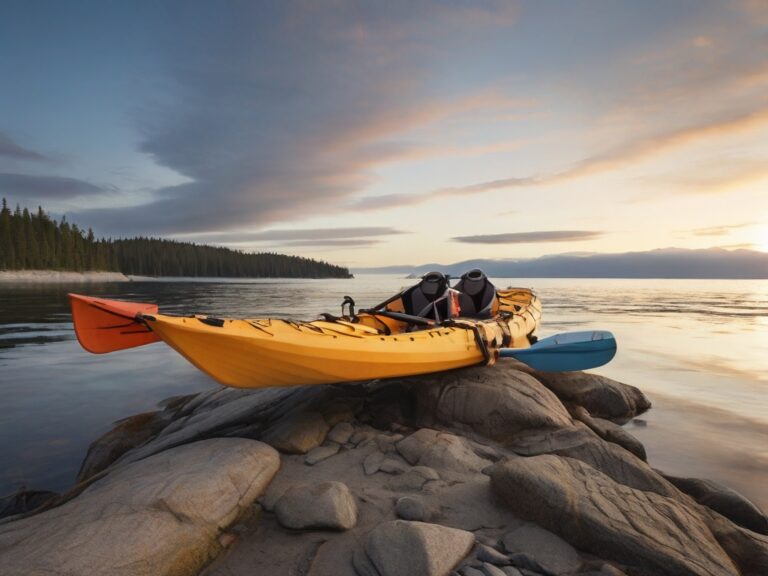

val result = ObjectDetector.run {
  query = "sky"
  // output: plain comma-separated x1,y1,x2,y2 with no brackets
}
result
1,0,767,267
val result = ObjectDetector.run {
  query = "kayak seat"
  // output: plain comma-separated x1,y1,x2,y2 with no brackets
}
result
454,269,497,318
400,271,450,320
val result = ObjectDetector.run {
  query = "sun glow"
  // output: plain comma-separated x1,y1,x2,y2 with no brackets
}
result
757,226,768,252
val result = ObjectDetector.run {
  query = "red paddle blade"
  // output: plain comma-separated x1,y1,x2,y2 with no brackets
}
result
68,293,161,354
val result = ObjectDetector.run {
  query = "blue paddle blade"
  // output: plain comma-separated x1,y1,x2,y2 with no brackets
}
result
499,330,617,372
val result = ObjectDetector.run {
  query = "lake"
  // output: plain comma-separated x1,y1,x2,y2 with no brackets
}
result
1,276,766,509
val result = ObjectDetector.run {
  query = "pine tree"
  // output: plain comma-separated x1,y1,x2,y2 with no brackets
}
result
0,198,12,269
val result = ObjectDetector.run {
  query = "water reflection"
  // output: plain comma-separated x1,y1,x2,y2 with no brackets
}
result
1,277,766,507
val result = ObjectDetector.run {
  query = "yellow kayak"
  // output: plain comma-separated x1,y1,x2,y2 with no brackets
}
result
69,270,541,389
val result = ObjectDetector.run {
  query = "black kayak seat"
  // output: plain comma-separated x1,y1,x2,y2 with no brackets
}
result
400,271,450,320
453,269,497,318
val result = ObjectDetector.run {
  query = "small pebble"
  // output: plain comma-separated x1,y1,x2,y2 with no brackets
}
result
217,532,237,548
477,544,511,566
481,563,508,576
327,422,355,444
363,450,385,475
305,444,340,465
395,496,431,521
379,458,408,474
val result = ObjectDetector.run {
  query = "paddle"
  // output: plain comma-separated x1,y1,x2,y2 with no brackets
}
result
499,330,617,372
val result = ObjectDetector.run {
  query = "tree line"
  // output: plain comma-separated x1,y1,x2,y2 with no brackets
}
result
0,200,352,278
0,199,117,271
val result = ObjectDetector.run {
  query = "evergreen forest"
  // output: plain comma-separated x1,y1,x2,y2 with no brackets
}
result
0,199,352,278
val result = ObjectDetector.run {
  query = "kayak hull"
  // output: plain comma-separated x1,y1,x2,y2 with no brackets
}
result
69,287,541,389
146,287,540,388
146,315,489,388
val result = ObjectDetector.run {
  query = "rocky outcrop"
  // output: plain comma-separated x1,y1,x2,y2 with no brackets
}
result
410,363,573,439
490,455,742,576
0,439,279,576
2,362,763,576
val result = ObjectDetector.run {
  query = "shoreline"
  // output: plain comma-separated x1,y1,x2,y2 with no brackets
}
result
0,270,130,284
0,270,354,283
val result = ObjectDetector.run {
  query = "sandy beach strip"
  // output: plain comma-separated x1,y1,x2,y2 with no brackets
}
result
0,270,130,283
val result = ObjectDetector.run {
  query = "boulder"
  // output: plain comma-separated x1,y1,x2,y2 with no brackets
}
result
274,481,357,531
396,429,492,473
0,439,279,576
663,474,768,535
261,410,330,454
364,520,475,576
490,455,740,576
411,364,573,440
525,370,650,423
501,523,581,574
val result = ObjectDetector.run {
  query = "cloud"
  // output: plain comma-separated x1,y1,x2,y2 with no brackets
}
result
565,107,768,180
349,176,540,211
689,223,755,237
0,172,105,199
740,0,768,26
0,132,48,162
72,2,525,236
350,102,768,213
451,230,603,244
272,238,384,248
636,157,768,198
179,226,405,244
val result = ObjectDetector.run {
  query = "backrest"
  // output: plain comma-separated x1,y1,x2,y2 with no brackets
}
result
400,271,449,319
453,269,497,318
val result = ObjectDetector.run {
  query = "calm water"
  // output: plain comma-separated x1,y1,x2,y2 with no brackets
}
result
1,277,767,508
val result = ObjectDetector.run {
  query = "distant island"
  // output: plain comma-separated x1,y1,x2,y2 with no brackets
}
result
0,199,352,278
356,248,768,279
